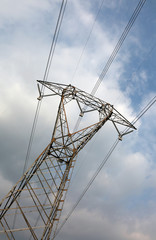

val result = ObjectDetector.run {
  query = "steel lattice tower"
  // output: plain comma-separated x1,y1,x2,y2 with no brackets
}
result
0,81,135,239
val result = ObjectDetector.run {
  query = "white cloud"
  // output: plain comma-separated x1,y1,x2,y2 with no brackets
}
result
0,0,52,26
0,0,155,239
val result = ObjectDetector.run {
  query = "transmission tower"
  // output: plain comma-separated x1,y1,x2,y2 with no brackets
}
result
0,81,135,239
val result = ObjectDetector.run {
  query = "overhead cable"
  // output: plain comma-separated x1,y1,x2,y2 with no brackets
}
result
12,0,67,230
74,0,147,132
91,0,147,96
24,0,67,173
124,95,156,135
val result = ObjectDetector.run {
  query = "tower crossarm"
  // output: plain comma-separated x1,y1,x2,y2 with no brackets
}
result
38,80,136,131
37,80,108,111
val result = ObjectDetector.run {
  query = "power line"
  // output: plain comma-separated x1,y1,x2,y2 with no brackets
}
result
72,0,148,205
124,95,156,135
24,0,67,174
13,0,148,235
132,96,156,124
12,0,67,230
41,0,67,94
91,0,147,96
54,94,156,239
55,0,151,231
74,0,147,132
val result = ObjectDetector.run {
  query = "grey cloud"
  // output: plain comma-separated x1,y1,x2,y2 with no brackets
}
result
0,0,156,239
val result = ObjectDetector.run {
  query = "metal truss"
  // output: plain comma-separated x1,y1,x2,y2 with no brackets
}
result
0,82,136,239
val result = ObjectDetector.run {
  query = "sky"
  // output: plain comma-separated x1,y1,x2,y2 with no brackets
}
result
0,0,156,239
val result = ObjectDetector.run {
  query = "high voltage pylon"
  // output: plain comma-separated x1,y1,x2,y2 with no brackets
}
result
0,81,135,239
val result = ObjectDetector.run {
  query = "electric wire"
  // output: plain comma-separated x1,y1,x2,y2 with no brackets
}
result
10,0,147,235
64,0,148,229
25,0,67,174
124,95,156,135
91,0,147,96
54,94,156,239
71,0,148,213
72,40,156,188
33,0,149,237
41,0,67,94
74,0,147,132
132,96,156,124
12,0,67,231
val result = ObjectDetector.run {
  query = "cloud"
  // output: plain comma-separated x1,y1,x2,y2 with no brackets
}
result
0,0,52,27
0,174,13,199
94,151,149,201
0,0,156,239
58,206,151,240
